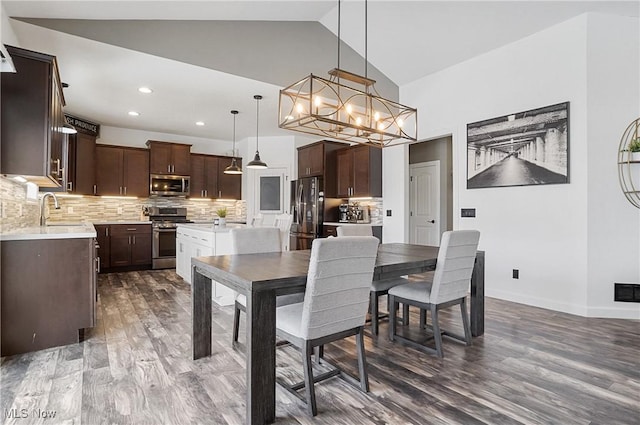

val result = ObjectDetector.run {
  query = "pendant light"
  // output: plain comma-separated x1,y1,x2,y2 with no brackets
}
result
224,110,242,175
247,94,268,169
278,0,417,147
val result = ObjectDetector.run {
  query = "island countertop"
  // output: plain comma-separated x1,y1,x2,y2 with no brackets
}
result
0,223,97,241
176,223,246,233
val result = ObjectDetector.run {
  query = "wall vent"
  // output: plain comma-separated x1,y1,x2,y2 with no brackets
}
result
614,283,640,303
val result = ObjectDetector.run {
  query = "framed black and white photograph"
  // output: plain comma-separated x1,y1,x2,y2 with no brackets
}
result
467,102,569,189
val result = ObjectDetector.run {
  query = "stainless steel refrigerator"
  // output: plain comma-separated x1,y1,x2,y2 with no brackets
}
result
290,177,341,250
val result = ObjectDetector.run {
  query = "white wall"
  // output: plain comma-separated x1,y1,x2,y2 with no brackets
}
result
391,13,639,318
585,14,640,317
1,2,20,46
98,125,234,156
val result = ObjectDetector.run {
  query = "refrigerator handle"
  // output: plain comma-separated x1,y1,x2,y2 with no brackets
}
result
297,182,304,225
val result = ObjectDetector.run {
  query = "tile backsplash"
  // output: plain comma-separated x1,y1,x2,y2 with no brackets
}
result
46,195,246,223
0,176,40,232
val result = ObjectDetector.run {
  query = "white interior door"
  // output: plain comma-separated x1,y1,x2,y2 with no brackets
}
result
409,161,440,246
252,167,288,226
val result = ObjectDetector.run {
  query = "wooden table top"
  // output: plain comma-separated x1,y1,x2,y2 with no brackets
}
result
192,243,442,294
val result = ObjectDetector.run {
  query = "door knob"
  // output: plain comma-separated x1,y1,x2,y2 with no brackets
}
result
429,220,435,223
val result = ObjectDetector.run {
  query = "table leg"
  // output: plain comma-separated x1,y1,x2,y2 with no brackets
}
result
470,251,485,337
192,267,212,359
246,289,277,424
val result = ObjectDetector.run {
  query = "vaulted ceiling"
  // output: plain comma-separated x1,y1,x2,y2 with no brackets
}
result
3,1,638,143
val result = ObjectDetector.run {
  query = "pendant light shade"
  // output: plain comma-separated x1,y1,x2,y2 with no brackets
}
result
62,122,78,134
224,110,243,175
247,95,268,169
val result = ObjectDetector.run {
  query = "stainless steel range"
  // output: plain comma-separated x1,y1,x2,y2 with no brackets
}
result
149,206,191,270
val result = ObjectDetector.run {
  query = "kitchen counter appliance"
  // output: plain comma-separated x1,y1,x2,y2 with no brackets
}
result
150,206,191,269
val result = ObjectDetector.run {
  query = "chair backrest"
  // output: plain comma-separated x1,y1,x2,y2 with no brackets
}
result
230,227,281,255
431,230,480,304
273,213,294,251
250,213,264,227
300,236,379,340
336,225,373,237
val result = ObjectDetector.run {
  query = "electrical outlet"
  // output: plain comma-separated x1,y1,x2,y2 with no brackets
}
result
512,269,519,279
117,207,123,215
386,209,392,217
67,206,74,214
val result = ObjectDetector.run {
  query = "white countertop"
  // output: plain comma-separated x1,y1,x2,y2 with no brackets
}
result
324,222,383,226
177,223,246,233
1,223,97,241
91,220,151,225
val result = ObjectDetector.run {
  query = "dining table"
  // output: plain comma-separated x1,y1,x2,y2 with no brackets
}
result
191,243,485,425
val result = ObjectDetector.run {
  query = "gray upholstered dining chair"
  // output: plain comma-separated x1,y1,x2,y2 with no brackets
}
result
336,224,408,335
230,227,304,344
275,236,380,417
273,213,293,251
388,230,480,358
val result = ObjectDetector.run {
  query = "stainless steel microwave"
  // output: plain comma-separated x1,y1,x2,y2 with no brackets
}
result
150,174,190,196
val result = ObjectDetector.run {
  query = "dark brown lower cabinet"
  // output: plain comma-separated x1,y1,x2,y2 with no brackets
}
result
95,224,110,269
108,224,152,268
1,237,96,356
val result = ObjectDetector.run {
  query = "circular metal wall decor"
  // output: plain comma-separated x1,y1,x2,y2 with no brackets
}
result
618,117,640,209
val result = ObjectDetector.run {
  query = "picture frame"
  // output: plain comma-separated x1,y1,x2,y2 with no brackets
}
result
466,102,569,189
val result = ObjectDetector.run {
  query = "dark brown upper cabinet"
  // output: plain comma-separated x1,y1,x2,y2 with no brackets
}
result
147,141,191,175
217,156,242,200
1,45,66,187
95,145,149,197
190,154,242,200
336,144,382,198
296,141,347,197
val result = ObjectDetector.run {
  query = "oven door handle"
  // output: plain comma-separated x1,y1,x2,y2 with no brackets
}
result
154,228,178,232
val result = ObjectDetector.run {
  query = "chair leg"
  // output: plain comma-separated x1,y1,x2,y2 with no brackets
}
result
355,327,369,392
419,309,427,329
302,341,317,416
460,298,472,346
402,303,410,325
389,295,398,341
232,302,241,343
370,291,379,335
430,304,443,358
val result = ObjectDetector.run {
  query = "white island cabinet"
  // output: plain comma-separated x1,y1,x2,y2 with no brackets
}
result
177,223,245,306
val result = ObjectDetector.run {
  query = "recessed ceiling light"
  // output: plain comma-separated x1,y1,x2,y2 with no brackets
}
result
138,87,153,94
195,121,205,126
128,111,140,116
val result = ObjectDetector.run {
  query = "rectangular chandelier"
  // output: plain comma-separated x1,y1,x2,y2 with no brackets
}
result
278,68,417,148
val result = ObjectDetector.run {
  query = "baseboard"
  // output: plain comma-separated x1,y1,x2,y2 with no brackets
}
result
585,306,640,320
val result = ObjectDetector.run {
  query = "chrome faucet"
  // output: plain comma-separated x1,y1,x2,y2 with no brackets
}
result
40,192,60,226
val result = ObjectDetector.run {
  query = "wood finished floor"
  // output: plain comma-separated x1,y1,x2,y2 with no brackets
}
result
1,270,639,425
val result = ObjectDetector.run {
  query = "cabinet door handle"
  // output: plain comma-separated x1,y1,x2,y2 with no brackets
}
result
218,190,221,198
124,187,127,196
106,227,109,237
168,164,171,173
93,184,97,195
133,235,136,244
53,158,61,176
119,187,122,195
205,189,208,197
67,181,73,192
96,256,101,273
128,235,131,244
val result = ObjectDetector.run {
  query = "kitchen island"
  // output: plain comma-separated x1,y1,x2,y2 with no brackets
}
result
176,223,246,306
0,224,98,356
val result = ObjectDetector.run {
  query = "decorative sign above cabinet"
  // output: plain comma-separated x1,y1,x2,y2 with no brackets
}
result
65,114,100,137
